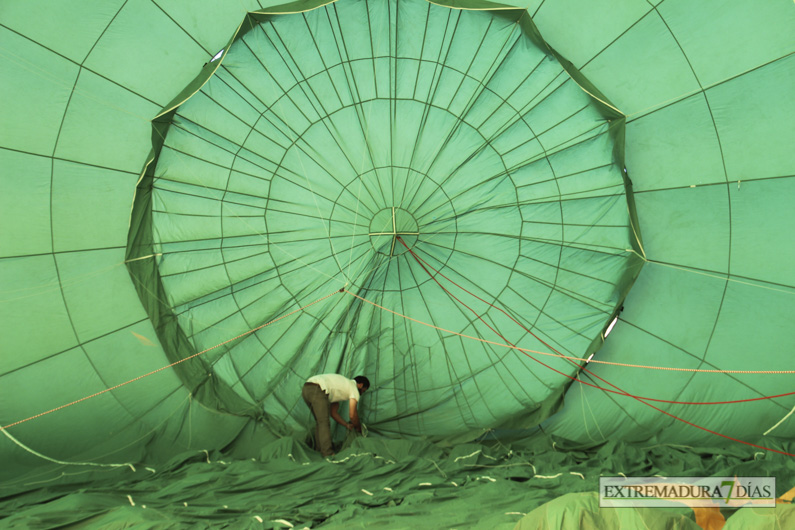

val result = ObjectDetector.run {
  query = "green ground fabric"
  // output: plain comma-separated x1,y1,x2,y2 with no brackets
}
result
1,436,793,528
1,0,794,527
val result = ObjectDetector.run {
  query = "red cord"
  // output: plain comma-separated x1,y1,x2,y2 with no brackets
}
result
397,237,795,457
397,238,790,405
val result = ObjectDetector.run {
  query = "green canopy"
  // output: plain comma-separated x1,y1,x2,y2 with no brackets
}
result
1,0,793,527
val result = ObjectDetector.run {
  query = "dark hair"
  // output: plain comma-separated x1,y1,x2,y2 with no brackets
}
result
354,375,370,390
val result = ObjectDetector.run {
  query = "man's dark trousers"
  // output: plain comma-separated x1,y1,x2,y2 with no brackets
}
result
302,382,334,456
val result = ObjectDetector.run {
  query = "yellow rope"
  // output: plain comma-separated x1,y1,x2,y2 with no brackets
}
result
343,289,795,374
0,289,343,432
5,283,790,434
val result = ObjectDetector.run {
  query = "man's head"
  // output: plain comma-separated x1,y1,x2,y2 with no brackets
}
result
354,375,370,393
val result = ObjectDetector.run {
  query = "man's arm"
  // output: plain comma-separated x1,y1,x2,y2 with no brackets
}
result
349,399,361,433
330,402,352,430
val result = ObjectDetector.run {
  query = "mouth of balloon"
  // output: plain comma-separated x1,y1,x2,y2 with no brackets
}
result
127,0,644,431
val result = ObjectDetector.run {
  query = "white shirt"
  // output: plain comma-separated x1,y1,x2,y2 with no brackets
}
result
307,374,360,403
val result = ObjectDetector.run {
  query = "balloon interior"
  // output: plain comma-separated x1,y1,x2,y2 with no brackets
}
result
1,0,793,527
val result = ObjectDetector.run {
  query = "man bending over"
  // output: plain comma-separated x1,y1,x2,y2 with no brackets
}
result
302,374,370,456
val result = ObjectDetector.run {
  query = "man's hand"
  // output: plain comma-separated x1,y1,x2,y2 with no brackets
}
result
333,402,361,433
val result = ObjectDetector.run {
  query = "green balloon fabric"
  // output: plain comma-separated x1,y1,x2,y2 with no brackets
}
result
1,0,793,526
